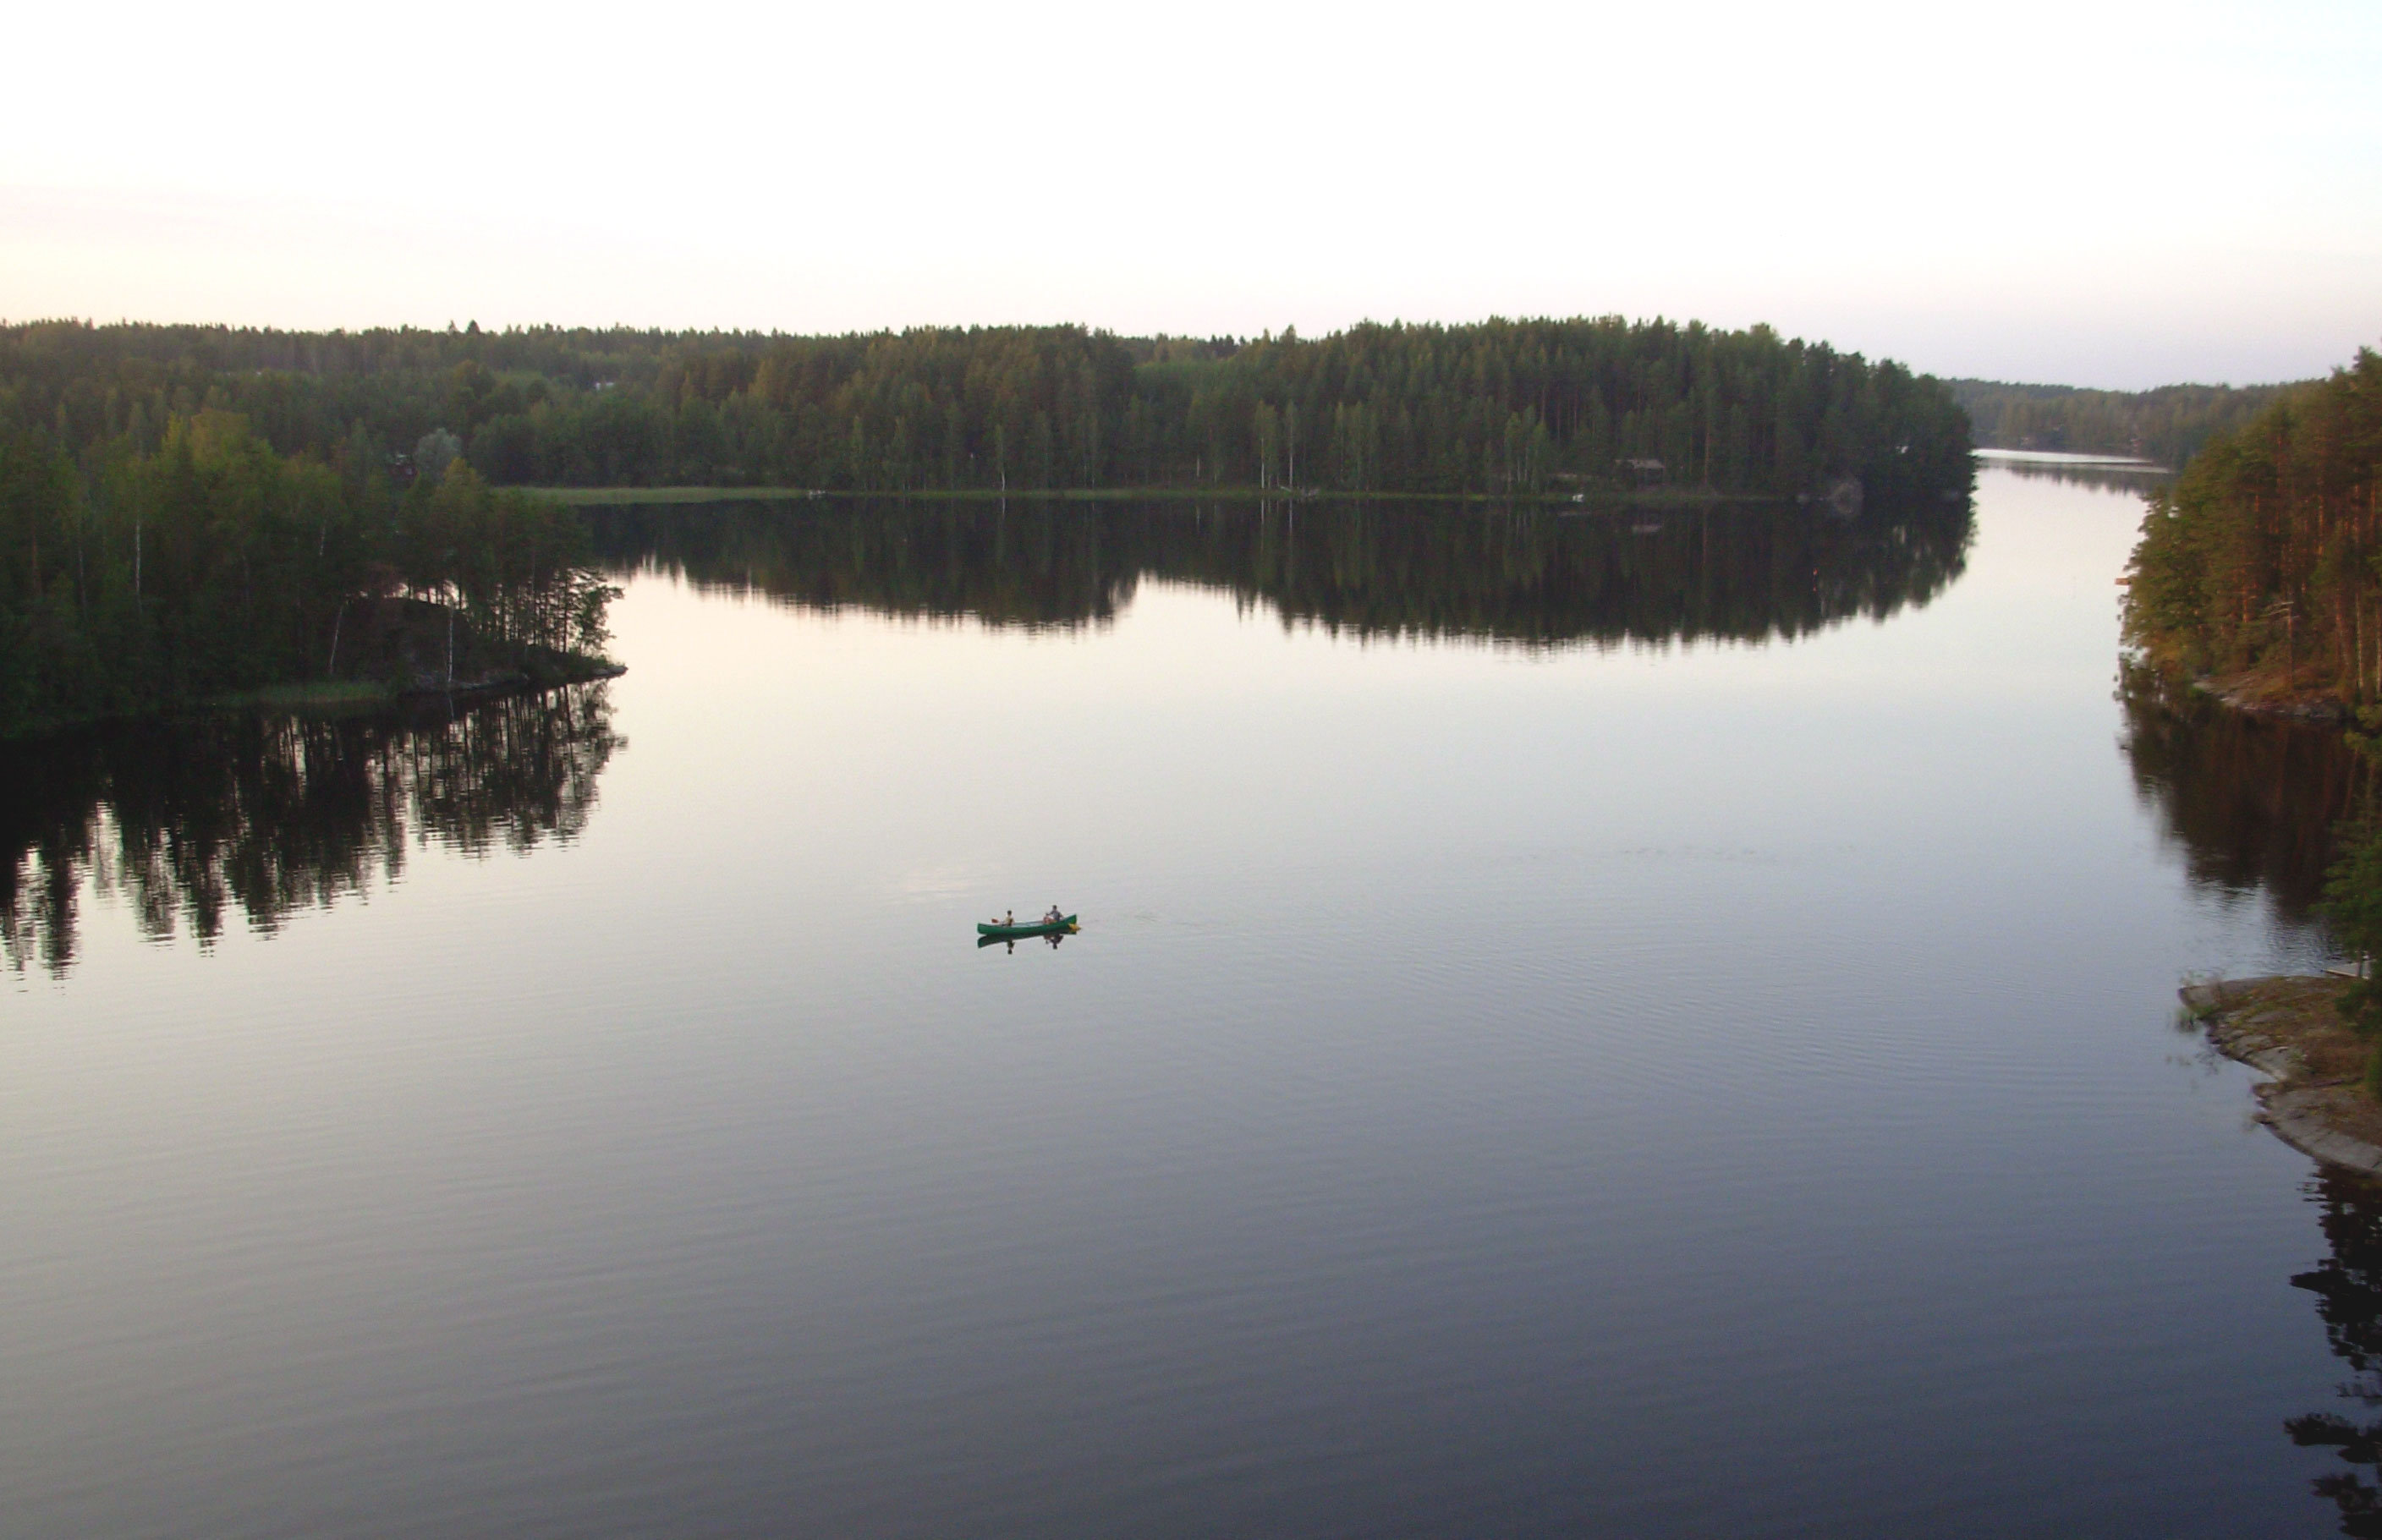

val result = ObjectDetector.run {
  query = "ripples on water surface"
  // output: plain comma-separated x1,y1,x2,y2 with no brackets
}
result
4,471,2379,1537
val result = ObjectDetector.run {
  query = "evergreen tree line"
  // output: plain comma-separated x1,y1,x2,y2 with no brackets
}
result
1,317,1971,501
1949,375,2302,469
2124,348,2382,698
0,412,613,737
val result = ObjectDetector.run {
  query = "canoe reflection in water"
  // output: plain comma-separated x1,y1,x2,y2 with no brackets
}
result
977,930,1073,952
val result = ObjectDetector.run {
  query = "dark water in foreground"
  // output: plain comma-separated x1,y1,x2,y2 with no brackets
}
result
5,472,2381,1537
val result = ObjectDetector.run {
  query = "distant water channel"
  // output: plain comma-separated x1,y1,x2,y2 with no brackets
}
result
8,469,2382,1536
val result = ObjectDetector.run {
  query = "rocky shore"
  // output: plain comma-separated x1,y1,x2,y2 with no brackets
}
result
2186,666,2349,722
2184,975,2382,1175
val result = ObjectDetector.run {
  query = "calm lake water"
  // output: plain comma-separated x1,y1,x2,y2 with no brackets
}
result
6,468,2380,1537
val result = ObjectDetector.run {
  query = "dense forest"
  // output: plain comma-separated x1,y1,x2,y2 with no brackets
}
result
0,318,1971,501
0,414,614,737
2123,348,2382,701
589,494,1973,651
0,682,618,975
1951,376,2302,469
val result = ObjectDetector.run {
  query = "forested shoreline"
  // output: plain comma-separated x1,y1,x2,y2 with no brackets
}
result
0,414,614,738
1,312,1968,736
2123,348,2382,702
2120,342,2382,1090
0,317,1970,501
1950,376,2300,469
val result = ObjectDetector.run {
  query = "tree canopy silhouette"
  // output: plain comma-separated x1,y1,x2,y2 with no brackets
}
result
1,316,1970,501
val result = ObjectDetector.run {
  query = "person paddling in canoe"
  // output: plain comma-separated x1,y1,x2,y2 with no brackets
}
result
1044,905,1062,924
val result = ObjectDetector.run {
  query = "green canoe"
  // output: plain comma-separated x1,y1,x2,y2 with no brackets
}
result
977,914,1078,938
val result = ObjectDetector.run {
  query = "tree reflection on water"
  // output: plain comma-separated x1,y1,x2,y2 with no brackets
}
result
2117,663,2367,929
2120,669,2382,1533
586,495,1975,651
0,683,621,978
2293,1170,2382,1536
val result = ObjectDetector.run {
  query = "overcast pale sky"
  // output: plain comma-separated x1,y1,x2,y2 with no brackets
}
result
4,0,2376,388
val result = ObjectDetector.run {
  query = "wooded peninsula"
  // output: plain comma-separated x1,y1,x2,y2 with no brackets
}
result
0,414,615,737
